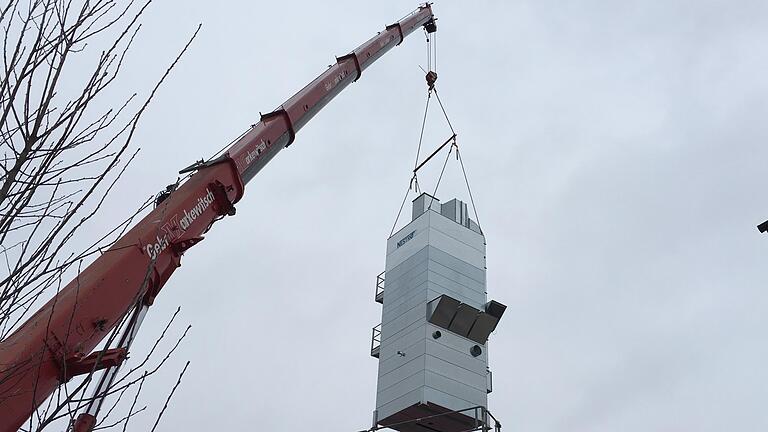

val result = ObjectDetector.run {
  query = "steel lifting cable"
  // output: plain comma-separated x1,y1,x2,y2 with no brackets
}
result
412,92,432,191
426,138,456,210
425,27,432,73
390,35,434,237
390,84,435,235
390,183,414,237
390,97,432,236
457,147,481,227
390,28,481,235
431,82,483,226
433,89,454,134
434,30,437,74
430,87,481,227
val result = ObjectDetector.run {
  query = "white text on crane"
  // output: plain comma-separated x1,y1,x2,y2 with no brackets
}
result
145,188,215,260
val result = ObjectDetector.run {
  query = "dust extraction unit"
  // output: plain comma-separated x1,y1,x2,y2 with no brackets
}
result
370,193,506,432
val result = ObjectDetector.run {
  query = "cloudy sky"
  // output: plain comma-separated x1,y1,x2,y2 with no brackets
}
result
54,1,768,431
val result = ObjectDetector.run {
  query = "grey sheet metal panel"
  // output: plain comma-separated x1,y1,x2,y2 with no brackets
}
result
386,287,429,323
426,323,487,363
377,370,426,406
384,246,429,283
424,370,487,406
387,213,431,269
382,301,427,337
379,341,425,370
385,268,429,298
429,259,485,293
425,355,487,392
440,198,469,226
388,211,485,270
428,246,486,284
427,227,486,270
468,218,482,234
422,387,486,417
427,266,487,308
378,356,427,394
379,336,427,375
376,388,424,423
412,193,442,221
383,290,429,325
426,336,487,371
381,318,426,349
448,303,480,338
383,270,429,313
428,215,485,254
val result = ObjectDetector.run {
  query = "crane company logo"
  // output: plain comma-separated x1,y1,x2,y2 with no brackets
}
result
179,189,215,230
244,139,268,165
397,230,416,248
145,188,215,260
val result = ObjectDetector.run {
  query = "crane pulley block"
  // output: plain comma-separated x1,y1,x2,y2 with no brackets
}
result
424,18,437,33
426,70,438,89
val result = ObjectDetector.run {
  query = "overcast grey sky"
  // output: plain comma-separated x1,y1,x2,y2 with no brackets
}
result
67,1,768,430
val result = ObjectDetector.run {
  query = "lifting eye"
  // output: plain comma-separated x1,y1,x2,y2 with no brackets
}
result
470,345,482,357
432,331,441,339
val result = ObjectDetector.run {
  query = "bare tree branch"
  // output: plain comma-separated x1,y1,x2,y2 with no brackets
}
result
0,1,201,429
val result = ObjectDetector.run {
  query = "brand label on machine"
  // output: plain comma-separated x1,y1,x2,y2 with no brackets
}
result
145,188,215,260
397,230,416,248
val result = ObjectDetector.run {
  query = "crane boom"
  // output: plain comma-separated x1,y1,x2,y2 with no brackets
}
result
0,5,436,430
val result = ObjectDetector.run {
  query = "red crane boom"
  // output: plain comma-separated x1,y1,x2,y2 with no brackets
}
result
0,5,436,431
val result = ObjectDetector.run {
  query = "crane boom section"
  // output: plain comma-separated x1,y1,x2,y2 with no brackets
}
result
0,6,435,431
230,7,433,184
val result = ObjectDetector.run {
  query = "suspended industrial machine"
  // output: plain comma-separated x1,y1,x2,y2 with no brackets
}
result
0,5,436,431
370,192,506,432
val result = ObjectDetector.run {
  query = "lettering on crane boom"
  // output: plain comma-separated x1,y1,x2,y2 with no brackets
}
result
145,188,215,260
244,139,268,165
397,231,416,248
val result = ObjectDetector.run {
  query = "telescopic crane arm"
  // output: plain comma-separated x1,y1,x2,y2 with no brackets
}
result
0,5,436,431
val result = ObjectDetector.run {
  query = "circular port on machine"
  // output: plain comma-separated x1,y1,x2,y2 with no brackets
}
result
470,345,482,357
